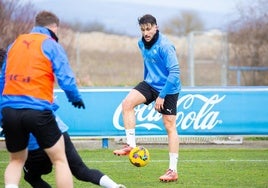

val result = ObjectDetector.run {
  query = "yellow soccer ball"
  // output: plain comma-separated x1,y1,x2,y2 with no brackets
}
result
129,146,150,167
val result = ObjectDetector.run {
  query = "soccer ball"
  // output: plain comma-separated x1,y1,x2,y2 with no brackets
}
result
129,146,150,167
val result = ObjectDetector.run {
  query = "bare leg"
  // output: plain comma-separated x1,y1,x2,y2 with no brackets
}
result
45,135,73,188
122,89,146,130
159,114,179,182
163,114,179,173
163,114,179,154
5,149,28,186
113,89,146,155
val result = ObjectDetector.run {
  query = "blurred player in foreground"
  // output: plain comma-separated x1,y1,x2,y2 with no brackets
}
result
24,113,126,188
113,14,181,182
0,10,86,188
0,44,125,188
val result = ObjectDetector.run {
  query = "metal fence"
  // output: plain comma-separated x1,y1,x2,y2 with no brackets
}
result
187,31,268,86
187,30,229,86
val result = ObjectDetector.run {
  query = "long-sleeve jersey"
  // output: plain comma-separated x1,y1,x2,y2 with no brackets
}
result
0,26,81,111
138,32,181,98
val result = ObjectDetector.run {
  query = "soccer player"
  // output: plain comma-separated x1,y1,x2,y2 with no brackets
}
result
24,114,126,188
0,11,85,188
113,14,181,182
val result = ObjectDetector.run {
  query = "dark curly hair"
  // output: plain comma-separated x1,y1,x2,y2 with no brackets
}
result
138,14,157,26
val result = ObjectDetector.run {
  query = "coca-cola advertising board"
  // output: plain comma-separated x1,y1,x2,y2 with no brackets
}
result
55,87,268,137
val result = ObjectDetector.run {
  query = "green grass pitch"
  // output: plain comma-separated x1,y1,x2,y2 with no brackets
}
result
0,148,267,187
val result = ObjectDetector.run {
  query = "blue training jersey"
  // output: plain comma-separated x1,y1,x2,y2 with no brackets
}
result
138,32,181,98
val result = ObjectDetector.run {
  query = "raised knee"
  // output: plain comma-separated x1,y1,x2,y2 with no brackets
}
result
122,99,133,111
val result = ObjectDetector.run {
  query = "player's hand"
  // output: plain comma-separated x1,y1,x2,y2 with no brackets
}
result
155,97,164,112
72,100,85,109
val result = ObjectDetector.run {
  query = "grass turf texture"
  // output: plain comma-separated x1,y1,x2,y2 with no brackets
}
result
0,148,267,187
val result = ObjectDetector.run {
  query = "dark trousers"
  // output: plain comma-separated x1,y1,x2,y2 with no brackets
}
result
24,132,104,187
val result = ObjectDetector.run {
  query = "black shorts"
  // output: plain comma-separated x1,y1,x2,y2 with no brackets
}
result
134,81,179,115
1,107,62,152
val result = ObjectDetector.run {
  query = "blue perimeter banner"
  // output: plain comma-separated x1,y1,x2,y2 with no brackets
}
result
54,87,268,137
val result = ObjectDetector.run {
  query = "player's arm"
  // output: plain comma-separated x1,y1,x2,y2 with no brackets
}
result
42,39,85,109
159,45,180,98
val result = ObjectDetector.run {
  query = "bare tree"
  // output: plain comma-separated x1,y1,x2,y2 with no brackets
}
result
162,10,204,36
0,0,37,49
0,0,81,87
228,0,268,85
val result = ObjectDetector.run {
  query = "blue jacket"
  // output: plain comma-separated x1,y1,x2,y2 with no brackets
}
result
0,26,81,111
138,32,181,98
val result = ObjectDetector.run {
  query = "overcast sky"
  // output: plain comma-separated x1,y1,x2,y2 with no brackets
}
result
104,0,240,12
23,0,249,36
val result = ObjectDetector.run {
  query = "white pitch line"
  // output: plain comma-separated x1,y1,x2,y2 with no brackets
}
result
0,159,268,164
88,159,268,163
